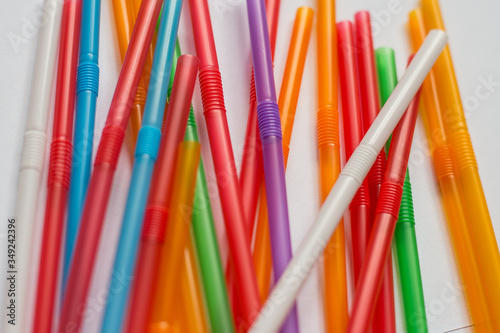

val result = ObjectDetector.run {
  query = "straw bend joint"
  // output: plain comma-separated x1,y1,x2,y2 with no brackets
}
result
48,138,72,188
317,106,340,147
367,152,386,187
432,144,456,180
198,67,226,116
134,78,148,106
257,101,282,140
76,60,99,95
450,129,478,171
21,130,47,171
342,144,378,184
398,177,415,225
142,205,169,241
95,125,125,168
135,126,162,159
376,182,404,217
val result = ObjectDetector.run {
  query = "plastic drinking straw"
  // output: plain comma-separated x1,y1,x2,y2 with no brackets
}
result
174,41,235,333
6,1,62,332
122,54,199,333
376,48,428,333
315,2,348,331
188,0,261,326
58,0,163,330
33,0,82,331
252,5,313,302
354,12,396,333
337,21,372,282
248,30,447,333
422,0,500,327
111,0,133,59
410,9,497,332
111,0,143,144
101,1,183,331
246,0,298,331
239,0,281,248
64,0,101,284
231,0,280,315
347,58,422,333
181,237,210,333
149,141,201,329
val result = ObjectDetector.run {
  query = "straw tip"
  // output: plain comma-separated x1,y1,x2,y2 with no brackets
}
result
427,29,448,43
337,20,353,30
354,10,370,20
375,47,395,57
297,6,314,16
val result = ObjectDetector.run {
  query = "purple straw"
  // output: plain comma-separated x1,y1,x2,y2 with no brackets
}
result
246,0,299,332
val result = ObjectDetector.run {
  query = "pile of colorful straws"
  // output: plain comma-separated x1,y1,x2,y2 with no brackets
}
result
4,0,499,332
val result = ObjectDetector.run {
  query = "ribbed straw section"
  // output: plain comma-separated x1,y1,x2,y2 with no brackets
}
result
283,144,290,167
134,77,148,106
375,182,404,218
76,61,99,95
433,144,456,181
198,67,226,117
135,126,161,159
95,125,125,168
367,151,386,188
257,101,282,139
397,176,415,225
317,106,340,147
21,130,47,171
142,206,169,241
48,139,72,188
450,129,478,171
350,183,370,208
187,107,197,128
342,144,378,184
249,70,257,105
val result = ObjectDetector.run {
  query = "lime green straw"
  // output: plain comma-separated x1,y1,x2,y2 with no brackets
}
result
376,47,428,333
169,41,236,333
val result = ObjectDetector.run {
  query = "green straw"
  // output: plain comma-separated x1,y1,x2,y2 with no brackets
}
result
376,47,428,333
169,41,236,333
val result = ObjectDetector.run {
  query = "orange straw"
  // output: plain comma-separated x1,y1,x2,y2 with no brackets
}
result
119,0,156,143
149,141,202,329
316,0,348,331
410,8,498,332
252,6,313,301
180,236,209,333
421,0,500,328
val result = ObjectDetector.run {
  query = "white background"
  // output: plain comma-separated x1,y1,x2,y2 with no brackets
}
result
1,0,500,332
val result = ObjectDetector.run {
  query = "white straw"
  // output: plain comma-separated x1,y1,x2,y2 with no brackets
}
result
4,1,63,332
248,29,448,333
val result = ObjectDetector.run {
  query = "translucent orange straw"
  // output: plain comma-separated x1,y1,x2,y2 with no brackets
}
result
149,141,202,330
316,0,348,331
112,0,156,143
252,6,314,301
421,0,500,328
410,8,498,332
180,236,210,333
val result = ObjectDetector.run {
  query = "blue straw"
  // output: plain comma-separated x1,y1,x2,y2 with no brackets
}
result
100,1,183,332
65,0,101,284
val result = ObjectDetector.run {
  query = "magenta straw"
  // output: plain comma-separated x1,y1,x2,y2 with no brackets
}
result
246,0,299,332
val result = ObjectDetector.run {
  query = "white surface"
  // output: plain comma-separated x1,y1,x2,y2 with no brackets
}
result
0,0,499,332
250,30,448,333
